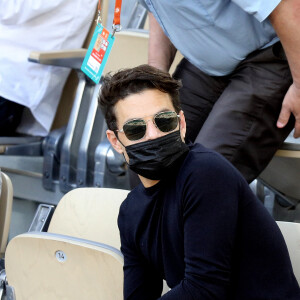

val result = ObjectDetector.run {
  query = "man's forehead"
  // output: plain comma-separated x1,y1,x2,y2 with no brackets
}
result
114,89,174,123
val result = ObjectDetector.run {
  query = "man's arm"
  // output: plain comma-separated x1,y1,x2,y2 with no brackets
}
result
148,12,177,72
118,203,163,300
160,160,238,299
269,0,300,138
121,243,163,300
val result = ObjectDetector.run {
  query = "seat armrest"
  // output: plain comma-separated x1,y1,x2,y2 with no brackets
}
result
28,49,87,69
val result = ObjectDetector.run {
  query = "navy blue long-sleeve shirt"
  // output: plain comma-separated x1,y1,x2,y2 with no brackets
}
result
118,144,300,299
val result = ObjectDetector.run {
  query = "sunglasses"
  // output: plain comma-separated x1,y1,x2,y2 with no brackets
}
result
116,111,180,141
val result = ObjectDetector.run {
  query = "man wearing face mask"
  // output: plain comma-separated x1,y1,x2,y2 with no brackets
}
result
99,65,300,300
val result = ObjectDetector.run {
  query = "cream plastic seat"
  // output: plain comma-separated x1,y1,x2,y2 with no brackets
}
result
5,232,123,300
277,221,300,284
100,30,183,75
0,172,13,258
47,187,172,295
48,187,129,248
4,187,129,299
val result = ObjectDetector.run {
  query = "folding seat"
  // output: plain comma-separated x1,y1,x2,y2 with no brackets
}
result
3,187,129,299
5,232,124,300
0,172,13,258
258,134,300,221
276,221,300,284
47,187,130,247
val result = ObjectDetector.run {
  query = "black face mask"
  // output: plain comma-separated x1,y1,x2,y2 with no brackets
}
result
125,130,189,180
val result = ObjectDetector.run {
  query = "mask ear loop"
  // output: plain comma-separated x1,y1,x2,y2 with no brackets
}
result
113,131,131,165
114,130,126,147
112,130,131,165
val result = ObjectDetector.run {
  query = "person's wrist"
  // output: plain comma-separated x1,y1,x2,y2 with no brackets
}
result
293,81,300,93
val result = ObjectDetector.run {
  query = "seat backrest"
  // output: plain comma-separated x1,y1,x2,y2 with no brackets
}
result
48,187,129,249
260,134,300,201
0,172,13,257
5,232,123,300
102,29,183,76
103,30,148,74
277,221,300,283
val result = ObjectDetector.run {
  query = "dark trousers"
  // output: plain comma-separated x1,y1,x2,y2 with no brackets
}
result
0,96,25,136
173,42,294,183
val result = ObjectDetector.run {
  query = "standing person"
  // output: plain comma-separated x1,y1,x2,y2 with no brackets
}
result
0,0,97,136
142,0,300,183
99,64,300,300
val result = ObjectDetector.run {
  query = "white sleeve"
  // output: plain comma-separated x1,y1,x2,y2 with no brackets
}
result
231,0,281,22
0,0,66,25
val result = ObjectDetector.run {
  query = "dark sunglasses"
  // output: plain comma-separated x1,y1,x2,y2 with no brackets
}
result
116,111,180,141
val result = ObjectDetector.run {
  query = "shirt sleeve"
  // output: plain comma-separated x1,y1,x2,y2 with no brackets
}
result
0,0,65,25
231,0,281,22
118,203,163,300
160,152,243,299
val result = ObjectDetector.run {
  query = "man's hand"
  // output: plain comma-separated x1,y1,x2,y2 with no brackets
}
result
269,0,300,138
277,83,300,138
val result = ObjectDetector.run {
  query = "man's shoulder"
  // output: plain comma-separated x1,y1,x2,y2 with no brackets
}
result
187,143,216,157
118,183,158,235
183,143,231,170
119,183,146,214
118,187,140,230
178,143,243,185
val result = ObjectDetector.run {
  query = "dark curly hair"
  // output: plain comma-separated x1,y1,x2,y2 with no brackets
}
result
98,64,182,131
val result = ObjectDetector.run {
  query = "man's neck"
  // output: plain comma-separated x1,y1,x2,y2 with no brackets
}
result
139,175,160,188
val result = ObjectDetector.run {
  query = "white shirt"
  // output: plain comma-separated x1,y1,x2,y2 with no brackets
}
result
0,0,97,136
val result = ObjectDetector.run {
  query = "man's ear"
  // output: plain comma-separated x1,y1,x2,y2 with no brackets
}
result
106,129,124,154
179,110,186,142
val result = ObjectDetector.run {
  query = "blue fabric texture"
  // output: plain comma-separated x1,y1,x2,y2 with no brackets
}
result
118,143,300,299
144,0,281,75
